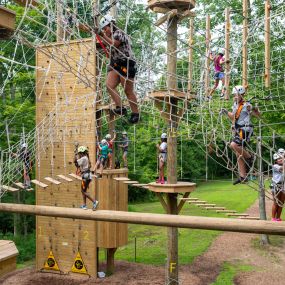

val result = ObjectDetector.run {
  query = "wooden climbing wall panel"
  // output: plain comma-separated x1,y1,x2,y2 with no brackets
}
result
36,39,97,276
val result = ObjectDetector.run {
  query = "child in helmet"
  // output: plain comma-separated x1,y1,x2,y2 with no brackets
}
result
156,133,167,184
93,139,109,178
77,146,99,210
19,143,32,188
119,131,129,168
220,85,260,185
105,132,116,169
98,15,140,124
271,152,285,221
208,48,228,99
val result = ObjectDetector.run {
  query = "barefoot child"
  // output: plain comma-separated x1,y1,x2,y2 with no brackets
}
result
156,133,167,184
93,139,109,178
119,131,129,168
271,152,285,221
77,146,99,210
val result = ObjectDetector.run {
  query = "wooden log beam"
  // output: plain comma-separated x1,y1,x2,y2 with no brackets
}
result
0,203,285,235
13,0,39,7
155,9,177,27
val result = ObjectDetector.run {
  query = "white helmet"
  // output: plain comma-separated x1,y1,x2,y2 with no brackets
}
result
78,145,88,153
21,143,28,148
278,148,285,155
232,85,245,95
105,134,111,140
273,153,282,160
218,48,225,55
101,139,107,145
100,14,115,29
161,133,167,139
122,131,127,135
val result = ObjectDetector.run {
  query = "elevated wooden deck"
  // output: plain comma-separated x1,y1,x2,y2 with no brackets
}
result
0,6,16,40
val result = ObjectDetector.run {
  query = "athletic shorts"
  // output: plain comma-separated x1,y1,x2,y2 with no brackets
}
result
110,59,137,78
232,127,253,147
214,72,225,80
159,153,167,163
270,183,285,194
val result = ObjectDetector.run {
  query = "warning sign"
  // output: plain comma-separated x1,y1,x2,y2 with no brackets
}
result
43,250,60,271
71,252,88,274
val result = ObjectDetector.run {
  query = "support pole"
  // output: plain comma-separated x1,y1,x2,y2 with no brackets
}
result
258,122,269,244
166,15,178,285
242,0,248,88
224,8,230,100
264,0,271,88
106,248,117,275
187,18,194,93
56,0,64,41
205,15,211,97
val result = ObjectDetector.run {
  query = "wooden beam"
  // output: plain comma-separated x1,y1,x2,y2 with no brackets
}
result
12,0,39,7
205,15,211,97
0,6,16,31
44,177,61,185
177,192,190,213
1,203,285,235
187,18,194,93
264,0,271,88
155,9,178,27
1,185,19,192
155,193,168,212
57,174,73,182
224,7,230,100
69,173,82,180
31,180,48,188
242,0,248,88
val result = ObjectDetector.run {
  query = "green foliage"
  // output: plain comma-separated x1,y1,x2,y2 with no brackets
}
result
211,262,253,285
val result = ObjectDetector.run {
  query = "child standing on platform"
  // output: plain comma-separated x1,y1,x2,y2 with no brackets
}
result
93,139,109,178
77,146,98,210
156,133,167,184
105,132,116,169
119,131,129,168
271,152,285,221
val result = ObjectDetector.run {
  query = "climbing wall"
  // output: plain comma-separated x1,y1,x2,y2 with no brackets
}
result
35,39,97,275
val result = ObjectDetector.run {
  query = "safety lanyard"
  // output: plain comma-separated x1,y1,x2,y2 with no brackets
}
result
96,34,109,58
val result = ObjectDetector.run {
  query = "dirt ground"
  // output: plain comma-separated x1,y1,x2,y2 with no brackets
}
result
1,200,284,285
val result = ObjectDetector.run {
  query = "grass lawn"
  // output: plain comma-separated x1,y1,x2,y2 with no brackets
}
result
101,180,258,265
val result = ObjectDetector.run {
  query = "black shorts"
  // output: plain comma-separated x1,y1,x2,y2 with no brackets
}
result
111,59,137,78
232,128,252,147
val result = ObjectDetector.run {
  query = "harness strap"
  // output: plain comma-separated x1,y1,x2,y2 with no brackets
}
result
235,101,245,121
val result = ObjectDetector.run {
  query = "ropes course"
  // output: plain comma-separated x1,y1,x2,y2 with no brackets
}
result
0,0,284,205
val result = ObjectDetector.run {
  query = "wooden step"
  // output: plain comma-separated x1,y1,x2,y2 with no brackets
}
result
189,200,207,204
44,177,61,185
134,184,148,187
123,181,139,185
57,175,73,182
113,177,130,181
227,213,249,217
216,210,237,213
179,197,198,201
205,207,225,210
240,216,260,220
197,204,216,207
31,180,48,188
1,185,19,192
69,173,82,180
13,182,33,192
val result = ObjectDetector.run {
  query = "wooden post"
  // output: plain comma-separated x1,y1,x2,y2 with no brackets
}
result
166,14,179,285
187,18,194,93
106,248,117,275
242,0,248,88
224,8,230,100
258,122,269,244
205,15,211,97
264,0,271,88
56,0,64,41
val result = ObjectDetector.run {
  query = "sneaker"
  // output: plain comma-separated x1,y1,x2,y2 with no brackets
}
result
80,205,88,210
113,106,127,116
156,179,161,184
233,177,248,185
92,200,99,211
220,93,225,99
129,113,140,124
160,180,165,184
272,218,277,221
276,218,282,222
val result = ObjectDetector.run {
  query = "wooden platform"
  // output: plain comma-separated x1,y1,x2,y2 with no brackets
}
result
0,6,16,39
13,0,39,6
148,89,195,102
148,181,196,193
0,240,18,277
148,0,195,11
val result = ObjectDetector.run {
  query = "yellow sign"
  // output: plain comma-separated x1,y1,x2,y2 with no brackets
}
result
43,250,60,271
71,252,88,274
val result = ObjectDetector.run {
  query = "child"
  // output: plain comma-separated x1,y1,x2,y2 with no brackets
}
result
119,131,129,168
156,133,167,184
271,152,285,221
105,132,116,169
77,146,99,210
208,48,228,100
220,85,260,185
93,139,109,178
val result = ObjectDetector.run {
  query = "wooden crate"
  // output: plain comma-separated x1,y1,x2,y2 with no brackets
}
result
0,240,18,278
